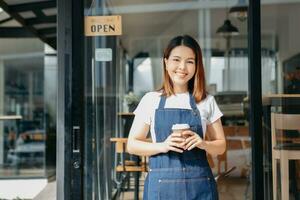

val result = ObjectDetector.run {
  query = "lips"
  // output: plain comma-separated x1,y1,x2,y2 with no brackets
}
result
175,71,187,77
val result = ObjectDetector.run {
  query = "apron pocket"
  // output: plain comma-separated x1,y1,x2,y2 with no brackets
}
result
158,178,186,200
186,177,215,200
158,177,214,200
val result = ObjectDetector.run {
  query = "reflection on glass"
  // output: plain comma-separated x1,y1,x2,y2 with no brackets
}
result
261,1,300,199
84,0,252,199
2,58,45,177
0,39,56,178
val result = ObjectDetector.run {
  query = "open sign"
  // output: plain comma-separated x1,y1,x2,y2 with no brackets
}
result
85,15,122,36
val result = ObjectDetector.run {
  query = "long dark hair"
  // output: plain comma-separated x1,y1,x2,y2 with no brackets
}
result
158,35,207,103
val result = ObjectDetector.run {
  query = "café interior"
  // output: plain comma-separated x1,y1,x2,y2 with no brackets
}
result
0,0,300,199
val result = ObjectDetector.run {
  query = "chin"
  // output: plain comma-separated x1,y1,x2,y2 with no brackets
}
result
173,80,188,86
173,76,192,83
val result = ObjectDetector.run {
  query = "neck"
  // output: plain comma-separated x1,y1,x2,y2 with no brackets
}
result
173,85,188,94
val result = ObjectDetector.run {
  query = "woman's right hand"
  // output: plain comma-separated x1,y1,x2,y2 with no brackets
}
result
159,132,186,153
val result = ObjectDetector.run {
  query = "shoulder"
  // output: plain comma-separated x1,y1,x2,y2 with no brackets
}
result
197,94,223,123
198,94,216,106
143,91,162,99
196,94,220,114
138,91,162,106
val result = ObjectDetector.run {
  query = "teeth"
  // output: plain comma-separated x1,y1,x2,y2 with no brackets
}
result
176,72,186,76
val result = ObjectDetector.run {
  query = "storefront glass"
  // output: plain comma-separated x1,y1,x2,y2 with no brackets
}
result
83,0,251,199
0,38,57,178
261,1,300,199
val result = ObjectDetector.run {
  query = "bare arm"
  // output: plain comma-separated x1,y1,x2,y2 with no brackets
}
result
202,119,226,155
127,119,163,156
183,119,226,156
127,117,185,156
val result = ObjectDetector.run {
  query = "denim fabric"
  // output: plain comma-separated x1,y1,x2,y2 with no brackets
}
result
143,93,218,200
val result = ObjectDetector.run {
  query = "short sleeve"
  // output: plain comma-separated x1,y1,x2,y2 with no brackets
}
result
207,96,223,124
133,93,151,125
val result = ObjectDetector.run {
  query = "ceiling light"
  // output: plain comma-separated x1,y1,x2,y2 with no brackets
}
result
216,19,239,37
229,0,248,22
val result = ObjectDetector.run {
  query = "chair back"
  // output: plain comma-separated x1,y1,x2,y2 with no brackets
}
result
223,126,250,149
271,113,300,148
110,137,149,172
223,126,249,137
111,138,128,153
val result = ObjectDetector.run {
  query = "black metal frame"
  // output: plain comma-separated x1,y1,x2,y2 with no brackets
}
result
0,0,57,48
9,1,56,12
248,0,264,199
0,27,34,37
57,0,84,199
0,17,12,24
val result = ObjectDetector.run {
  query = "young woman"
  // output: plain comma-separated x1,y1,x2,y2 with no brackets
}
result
127,35,226,200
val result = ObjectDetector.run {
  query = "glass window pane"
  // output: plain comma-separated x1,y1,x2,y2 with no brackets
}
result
0,39,57,179
83,1,251,199
261,1,300,199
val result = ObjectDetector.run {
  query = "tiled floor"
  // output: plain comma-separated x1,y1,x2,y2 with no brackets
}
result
0,179,47,199
218,177,251,200
0,168,44,177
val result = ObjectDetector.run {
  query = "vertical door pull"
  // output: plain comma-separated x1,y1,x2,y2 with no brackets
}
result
73,126,80,153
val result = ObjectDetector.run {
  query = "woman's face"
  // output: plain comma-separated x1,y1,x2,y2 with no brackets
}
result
164,45,196,91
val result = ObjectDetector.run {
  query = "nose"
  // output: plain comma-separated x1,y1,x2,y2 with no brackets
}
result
178,60,186,70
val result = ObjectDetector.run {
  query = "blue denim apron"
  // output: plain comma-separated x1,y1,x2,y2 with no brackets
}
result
143,93,218,200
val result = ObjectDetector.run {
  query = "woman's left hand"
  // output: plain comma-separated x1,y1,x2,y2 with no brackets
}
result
182,130,206,151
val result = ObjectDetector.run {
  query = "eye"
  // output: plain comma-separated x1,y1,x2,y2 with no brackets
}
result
172,58,180,62
187,61,195,64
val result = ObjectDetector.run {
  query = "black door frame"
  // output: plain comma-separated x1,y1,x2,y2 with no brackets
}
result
57,0,84,199
248,0,264,199
57,0,264,199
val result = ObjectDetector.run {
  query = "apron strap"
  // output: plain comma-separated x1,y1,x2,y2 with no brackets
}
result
189,93,205,138
189,92,202,119
158,95,166,109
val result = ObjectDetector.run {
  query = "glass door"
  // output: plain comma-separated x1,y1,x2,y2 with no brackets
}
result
261,1,300,199
83,0,251,199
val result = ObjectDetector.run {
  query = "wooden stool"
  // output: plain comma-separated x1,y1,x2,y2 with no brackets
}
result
110,137,148,172
110,137,149,200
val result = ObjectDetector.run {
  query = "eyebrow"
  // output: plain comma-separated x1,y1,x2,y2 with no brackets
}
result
172,56,195,60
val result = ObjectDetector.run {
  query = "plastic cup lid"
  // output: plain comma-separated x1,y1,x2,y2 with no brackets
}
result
172,124,190,130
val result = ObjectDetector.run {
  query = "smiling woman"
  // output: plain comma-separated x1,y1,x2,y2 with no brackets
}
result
80,1,254,199
127,35,226,200
159,35,208,104
164,46,196,92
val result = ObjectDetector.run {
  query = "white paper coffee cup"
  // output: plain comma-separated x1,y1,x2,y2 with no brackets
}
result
172,124,190,133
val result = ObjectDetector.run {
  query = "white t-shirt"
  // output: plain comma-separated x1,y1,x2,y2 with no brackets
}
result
132,91,223,142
